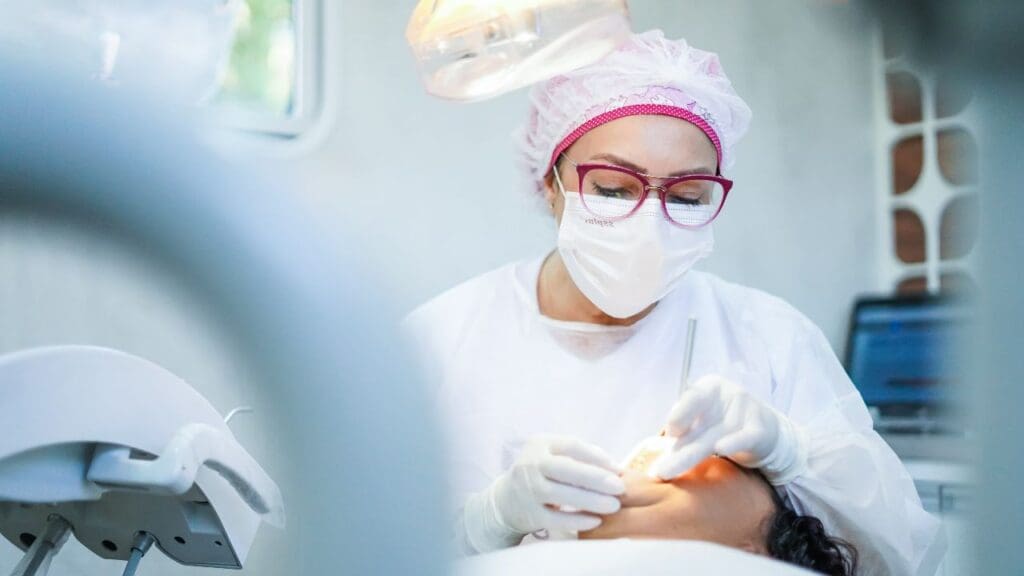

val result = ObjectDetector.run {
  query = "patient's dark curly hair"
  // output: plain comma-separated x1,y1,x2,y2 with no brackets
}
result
763,488,858,576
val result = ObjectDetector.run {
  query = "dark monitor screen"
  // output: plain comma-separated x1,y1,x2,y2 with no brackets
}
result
844,296,968,410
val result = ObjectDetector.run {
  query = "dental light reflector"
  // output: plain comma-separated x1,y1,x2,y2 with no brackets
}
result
406,0,631,101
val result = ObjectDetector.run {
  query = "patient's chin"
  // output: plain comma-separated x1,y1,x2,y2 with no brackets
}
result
577,474,674,540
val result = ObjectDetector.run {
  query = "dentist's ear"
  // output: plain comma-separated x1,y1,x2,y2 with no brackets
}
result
544,161,567,221
543,170,558,215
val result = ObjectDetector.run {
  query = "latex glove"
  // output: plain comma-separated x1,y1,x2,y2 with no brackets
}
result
650,374,808,485
460,435,625,553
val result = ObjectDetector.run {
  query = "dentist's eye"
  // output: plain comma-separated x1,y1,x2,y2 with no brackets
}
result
667,181,715,206
582,168,642,200
666,195,702,205
593,184,630,199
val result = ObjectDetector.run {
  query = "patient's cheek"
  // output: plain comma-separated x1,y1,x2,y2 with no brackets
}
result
580,458,776,548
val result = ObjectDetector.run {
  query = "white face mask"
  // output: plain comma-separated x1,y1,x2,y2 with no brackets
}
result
554,178,714,319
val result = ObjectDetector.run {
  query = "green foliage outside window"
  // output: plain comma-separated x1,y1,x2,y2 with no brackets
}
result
217,0,295,116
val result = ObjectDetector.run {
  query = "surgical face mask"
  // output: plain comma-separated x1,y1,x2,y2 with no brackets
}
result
554,175,714,319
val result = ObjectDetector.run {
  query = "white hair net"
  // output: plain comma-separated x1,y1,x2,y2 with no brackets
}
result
515,29,752,194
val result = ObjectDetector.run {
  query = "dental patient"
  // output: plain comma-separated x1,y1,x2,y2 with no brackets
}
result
579,454,857,576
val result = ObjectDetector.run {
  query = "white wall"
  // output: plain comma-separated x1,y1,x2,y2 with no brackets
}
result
0,1,880,573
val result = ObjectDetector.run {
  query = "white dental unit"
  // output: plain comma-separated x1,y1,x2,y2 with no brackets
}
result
0,346,283,576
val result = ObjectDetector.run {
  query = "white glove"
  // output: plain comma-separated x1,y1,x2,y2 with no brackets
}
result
460,435,625,554
650,374,808,485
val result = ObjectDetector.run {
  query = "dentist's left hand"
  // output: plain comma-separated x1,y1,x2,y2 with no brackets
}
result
650,375,808,485
459,435,625,554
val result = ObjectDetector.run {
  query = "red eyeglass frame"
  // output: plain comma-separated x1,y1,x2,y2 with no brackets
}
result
563,157,734,229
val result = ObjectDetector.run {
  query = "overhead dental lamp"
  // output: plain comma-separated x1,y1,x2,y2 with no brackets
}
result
406,0,632,101
0,346,284,576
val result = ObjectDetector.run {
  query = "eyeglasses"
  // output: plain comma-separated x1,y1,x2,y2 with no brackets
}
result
555,154,734,228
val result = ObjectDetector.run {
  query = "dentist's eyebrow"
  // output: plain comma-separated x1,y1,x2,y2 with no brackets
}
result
589,153,646,173
588,153,714,178
668,166,715,177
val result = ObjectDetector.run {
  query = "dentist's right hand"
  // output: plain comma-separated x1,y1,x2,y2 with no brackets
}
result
459,435,625,554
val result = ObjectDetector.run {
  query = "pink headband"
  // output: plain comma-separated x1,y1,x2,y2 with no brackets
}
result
546,104,724,176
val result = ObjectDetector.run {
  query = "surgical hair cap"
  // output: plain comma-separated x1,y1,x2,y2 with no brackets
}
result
515,29,752,194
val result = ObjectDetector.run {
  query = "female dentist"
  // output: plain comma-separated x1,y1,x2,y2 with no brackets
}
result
405,30,945,575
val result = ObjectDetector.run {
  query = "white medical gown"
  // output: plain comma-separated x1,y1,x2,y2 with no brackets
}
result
403,256,946,575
